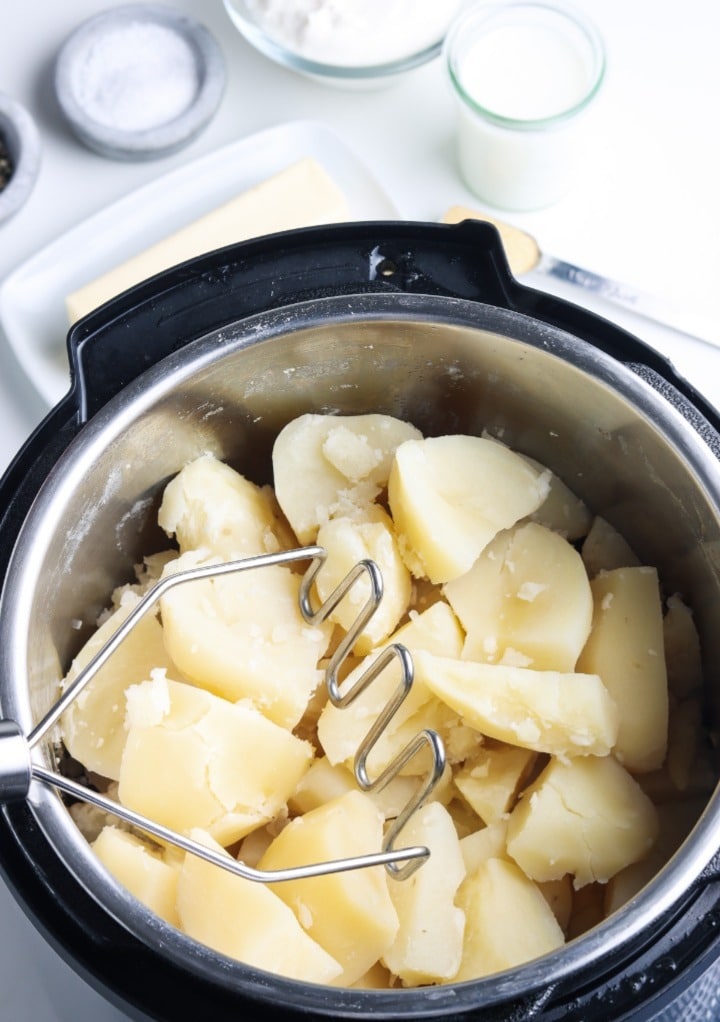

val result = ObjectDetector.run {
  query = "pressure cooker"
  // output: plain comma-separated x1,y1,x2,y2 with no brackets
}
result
0,222,717,1020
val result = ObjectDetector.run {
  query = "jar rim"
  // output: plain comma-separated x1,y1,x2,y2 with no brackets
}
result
444,0,606,131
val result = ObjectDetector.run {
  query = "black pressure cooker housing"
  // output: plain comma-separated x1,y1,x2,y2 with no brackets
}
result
0,222,718,1021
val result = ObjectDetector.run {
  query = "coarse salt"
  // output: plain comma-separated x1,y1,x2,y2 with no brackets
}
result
71,21,199,132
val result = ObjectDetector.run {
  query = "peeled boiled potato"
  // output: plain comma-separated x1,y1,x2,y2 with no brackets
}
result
317,600,463,771
576,567,668,773
522,457,592,540
62,590,177,781
506,755,658,888
272,413,422,544
388,435,550,583
459,819,509,875
157,454,332,730
382,801,466,985
315,509,412,654
414,650,619,758
160,550,332,730
93,825,180,926
61,412,708,992
288,755,419,820
581,515,640,577
158,453,290,558
453,857,564,981
444,521,593,671
259,791,399,986
603,796,708,915
663,593,703,699
177,830,342,984
118,673,313,846
454,743,537,825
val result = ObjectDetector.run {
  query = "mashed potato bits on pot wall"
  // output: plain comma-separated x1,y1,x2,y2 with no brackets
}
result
60,412,713,989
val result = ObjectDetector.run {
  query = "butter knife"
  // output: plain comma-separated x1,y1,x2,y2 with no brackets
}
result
443,206,719,348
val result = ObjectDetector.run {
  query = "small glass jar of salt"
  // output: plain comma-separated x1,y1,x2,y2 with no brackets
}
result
444,1,605,211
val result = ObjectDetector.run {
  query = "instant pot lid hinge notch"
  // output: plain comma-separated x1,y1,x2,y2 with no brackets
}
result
0,545,446,885
362,220,523,311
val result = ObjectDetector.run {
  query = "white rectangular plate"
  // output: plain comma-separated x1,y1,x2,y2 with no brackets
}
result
0,120,398,408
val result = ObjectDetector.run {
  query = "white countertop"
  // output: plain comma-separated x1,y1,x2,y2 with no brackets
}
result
1,1,719,1018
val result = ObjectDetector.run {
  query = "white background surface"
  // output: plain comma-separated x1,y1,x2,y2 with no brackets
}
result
1,1,719,1018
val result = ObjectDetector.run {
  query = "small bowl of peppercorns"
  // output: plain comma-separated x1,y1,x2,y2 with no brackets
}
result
0,93,41,225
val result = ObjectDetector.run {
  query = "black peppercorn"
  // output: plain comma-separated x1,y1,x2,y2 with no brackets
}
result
0,136,13,191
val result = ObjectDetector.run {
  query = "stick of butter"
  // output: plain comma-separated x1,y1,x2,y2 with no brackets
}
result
66,158,350,324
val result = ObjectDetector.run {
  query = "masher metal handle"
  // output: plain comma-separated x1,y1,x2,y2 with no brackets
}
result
299,558,447,880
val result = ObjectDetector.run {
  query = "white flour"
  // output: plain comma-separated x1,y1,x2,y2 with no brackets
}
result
244,0,463,65
71,21,199,132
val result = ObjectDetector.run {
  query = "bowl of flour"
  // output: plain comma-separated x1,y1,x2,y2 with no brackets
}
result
223,0,464,87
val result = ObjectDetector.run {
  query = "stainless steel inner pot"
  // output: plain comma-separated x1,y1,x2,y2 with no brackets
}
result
1,291,719,1019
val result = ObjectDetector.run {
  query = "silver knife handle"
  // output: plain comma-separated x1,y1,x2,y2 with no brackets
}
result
541,256,640,306
536,254,720,349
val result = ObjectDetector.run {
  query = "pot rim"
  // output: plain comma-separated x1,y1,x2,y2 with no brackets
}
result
3,291,719,1016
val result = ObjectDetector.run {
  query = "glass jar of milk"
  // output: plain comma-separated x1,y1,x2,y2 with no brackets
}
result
445,1,605,210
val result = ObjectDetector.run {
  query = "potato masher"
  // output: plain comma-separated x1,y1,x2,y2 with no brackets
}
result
0,545,446,884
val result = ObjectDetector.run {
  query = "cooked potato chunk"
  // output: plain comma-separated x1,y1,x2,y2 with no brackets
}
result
158,453,288,558
382,802,466,985
289,755,418,820
350,963,394,989
444,522,593,671
452,858,564,980
288,756,356,814
576,567,668,772
93,825,180,926
315,510,412,654
61,591,177,781
459,820,509,875
414,651,618,758
663,594,703,699
70,784,125,844
317,600,463,769
177,830,342,984
522,457,592,540
118,674,313,846
454,744,538,824
538,875,574,933
506,756,658,888
360,698,475,779
160,550,332,730
388,435,550,583
603,796,708,914
259,791,399,986
272,413,422,544
638,695,708,803
581,516,640,577
236,824,276,868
